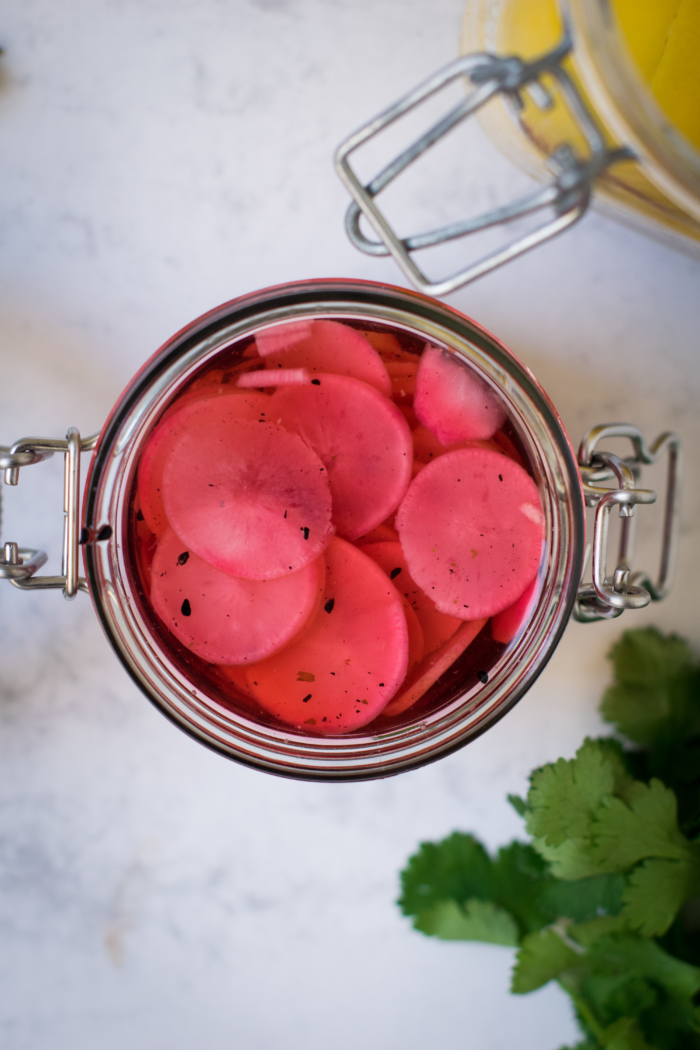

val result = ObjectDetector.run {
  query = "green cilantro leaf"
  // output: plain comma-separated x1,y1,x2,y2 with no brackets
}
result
589,779,691,872
526,739,631,848
621,858,700,937
398,833,492,918
540,874,624,925
512,926,583,993
603,628,700,749
599,1017,654,1050
414,898,519,946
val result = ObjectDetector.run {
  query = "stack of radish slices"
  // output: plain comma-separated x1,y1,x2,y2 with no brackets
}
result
135,320,544,736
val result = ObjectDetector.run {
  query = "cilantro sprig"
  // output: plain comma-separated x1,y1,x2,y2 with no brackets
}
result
398,628,700,1049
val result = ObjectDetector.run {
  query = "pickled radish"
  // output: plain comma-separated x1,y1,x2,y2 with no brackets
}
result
223,537,409,734
415,346,506,444
412,425,502,464
396,448,543,620
382,618,487,717
361,541,462,654
255,320,313,355
269,374,413,540
236,367,311,388
261,320,391,396
358,330,407,360
356,521,400,546
138,391,271,537
162,419,334,580
491,579,538,644
151,528,324,664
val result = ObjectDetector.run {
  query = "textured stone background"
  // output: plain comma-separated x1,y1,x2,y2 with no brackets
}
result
0,1,698,1047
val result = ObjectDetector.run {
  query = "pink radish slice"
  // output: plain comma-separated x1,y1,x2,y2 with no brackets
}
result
491,578,538,644
236,368,311,388
162,419,333,580
269,373,413,541
396,447,543,620
382,618,488,717
222,537,409,734
361,541,462,654
262,320,391,397
255,320,313,356
138,391,271,538
415,345,506,444
150,528,324,664
413,425,504,465
356,521,400,546
358,330,405,361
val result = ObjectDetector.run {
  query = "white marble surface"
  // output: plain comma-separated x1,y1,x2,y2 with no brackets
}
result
0,2,699,1047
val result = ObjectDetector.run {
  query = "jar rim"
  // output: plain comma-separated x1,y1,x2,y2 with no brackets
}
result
83,279,586,781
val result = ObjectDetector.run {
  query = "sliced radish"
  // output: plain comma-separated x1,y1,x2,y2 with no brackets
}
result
262,320,391,396
396,447,543,620
138,391,271,538
150,528,324,664
236,367,311,388
358,330,404,361
361,541,462,654
269,373,413,541
222,537,409,734
413,425,504,465
491,578,538,644
492,429,525,467
414,345,506,444
356,520,400,546
255,320,313,356
162,418,333,580
382,618,487,717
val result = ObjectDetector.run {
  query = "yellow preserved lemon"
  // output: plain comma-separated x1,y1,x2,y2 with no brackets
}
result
495,0,700,152
614,0,700,151
461,0,700,248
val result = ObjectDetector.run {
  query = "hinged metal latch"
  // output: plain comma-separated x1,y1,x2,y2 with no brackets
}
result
574,424,681,622
334,29,632,296
0,429,99,599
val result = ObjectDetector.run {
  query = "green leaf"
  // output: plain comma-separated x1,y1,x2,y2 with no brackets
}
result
621,858,700,936
590,779,691,872
531,834,604,880
540,873,625,924
526,739,631,848
511,926,582,993
580,934,700,1002
490,841,556,935
603,628,700,748
398,833,492,917
507,793,528,817
415,898,519,946
600,1017,655,1050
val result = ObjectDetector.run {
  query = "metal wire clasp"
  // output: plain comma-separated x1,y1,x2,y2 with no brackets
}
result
0,429,99,599
574,424,681,622
334,30,632,296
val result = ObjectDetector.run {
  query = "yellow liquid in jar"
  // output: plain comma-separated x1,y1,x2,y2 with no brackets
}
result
496,0,700,152
473,0,700,244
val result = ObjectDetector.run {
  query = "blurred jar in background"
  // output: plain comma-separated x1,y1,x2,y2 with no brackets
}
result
461,0,700,254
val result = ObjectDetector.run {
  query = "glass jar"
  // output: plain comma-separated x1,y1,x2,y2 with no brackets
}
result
0,280,679,781
336,0,700,295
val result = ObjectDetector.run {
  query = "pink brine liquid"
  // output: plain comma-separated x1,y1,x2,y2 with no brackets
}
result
129,318,544,736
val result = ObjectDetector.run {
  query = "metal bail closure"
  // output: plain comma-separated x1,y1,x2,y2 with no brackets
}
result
0,429,99,599
334,28,633,297
574,424,682,622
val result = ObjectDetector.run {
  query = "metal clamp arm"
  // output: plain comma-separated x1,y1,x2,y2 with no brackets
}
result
335,33,632,296
0,430,99,599
574,424,681,622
